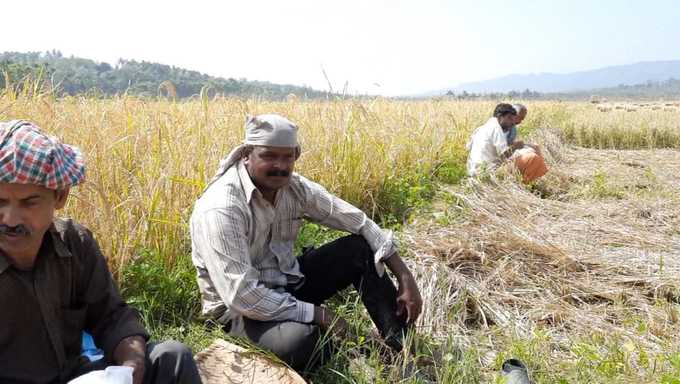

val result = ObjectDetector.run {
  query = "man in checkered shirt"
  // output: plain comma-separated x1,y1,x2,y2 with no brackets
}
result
191,114,423,371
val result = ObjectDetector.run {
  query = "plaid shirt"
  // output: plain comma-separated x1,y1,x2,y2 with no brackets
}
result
190,160,396,325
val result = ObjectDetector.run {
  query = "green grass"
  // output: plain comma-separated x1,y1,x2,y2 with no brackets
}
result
580,171,625,200
119,249,200,326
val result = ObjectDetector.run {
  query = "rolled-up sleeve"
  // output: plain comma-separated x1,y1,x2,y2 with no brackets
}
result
299,176,396,276
191,207,314,323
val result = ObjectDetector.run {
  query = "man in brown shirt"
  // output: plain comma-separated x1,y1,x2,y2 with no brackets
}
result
0,120,202,384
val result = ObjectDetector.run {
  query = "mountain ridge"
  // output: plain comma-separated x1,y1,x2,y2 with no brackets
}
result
425,60,680,96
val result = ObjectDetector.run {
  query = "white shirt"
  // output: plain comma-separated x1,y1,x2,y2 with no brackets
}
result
190,160,396,326
466,117,510,176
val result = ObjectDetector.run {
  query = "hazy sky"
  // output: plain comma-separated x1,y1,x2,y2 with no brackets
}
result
4,0,679,95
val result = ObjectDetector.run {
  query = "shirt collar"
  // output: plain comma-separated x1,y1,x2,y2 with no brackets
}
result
237,160,258,204
48,223,73,259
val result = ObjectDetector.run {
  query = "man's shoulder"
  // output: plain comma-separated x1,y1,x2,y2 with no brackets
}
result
287,172,319,201
289,172,305,188
52,217,94,245
470,123,492,147
475,119,503,139
50,218,103,265
195,167,246,212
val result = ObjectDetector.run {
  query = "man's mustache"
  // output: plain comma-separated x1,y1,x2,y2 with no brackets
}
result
267,170,290,177
0,224,30,236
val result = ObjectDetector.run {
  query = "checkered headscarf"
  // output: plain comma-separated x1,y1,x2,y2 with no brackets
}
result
0,120,85,189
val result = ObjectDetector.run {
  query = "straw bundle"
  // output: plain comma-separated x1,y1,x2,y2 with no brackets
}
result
195,339,307,384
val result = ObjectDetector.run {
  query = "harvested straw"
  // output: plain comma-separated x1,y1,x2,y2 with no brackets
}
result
402,128,680,357
195,339,306,384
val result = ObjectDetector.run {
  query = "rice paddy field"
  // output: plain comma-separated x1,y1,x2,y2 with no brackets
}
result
2,87,680,383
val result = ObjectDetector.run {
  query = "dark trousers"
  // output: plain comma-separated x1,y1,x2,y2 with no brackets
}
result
229,235,407,372
71,340,202,384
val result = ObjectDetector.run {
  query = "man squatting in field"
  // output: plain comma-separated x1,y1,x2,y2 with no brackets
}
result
190,114,423,371
466,103,548,183
0,120,202,384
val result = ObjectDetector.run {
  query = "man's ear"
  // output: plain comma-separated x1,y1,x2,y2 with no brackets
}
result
243,152,253,168
54,188,70,210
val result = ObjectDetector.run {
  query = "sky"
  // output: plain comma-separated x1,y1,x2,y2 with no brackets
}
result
3,0,680,96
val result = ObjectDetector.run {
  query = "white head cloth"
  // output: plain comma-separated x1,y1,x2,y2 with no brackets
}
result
512,103,527,114
206,114,300,188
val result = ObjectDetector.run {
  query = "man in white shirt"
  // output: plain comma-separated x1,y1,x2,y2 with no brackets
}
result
467,103,525,176
190,114,422,372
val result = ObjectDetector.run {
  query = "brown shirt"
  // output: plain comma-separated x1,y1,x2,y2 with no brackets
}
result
0,218,149,384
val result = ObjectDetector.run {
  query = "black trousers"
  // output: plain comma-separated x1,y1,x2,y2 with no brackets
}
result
229,235,407,372
70,340,202,384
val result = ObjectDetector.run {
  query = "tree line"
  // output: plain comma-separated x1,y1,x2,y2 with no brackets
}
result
0,51,328,100
445,79,680,101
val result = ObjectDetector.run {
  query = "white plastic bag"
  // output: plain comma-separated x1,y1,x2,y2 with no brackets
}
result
68,366,134,384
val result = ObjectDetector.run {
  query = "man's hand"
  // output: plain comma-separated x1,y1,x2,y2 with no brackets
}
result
502,141,525,160
313,306,353,341
121,359,145,384
113,335,147,384
511,140,525,150
396,274,423,324
385,252,423,324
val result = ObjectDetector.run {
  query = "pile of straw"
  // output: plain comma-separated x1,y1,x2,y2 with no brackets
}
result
403,128,680,356
195,339,306,384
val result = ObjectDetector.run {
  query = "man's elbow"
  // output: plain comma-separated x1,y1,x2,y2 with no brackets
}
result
231,305,278,322
229,297,278,322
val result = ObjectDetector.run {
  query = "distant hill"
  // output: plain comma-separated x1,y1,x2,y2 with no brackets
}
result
431,78,680,101
427,60,680,96
549,78,680,100
0,51,328,99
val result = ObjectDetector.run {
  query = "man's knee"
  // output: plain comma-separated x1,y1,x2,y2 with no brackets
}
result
247,321,324,370
146,340,201,383
269,322,318,355
338,234,373,262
